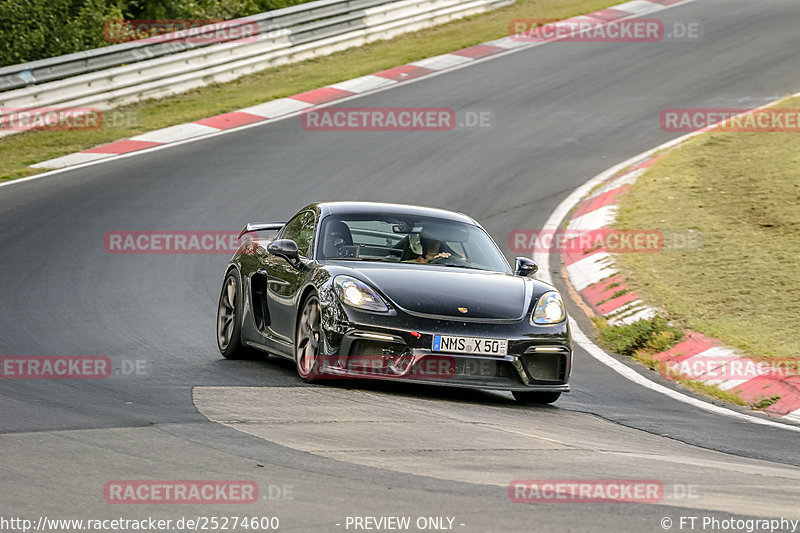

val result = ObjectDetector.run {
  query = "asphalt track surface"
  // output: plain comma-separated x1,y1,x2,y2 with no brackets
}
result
2,0,800,530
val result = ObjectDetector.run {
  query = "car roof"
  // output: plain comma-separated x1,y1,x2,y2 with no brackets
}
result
308,201,477,225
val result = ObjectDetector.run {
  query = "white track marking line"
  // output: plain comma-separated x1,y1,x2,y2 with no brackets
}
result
29,152,112,169
534,137,800,434
0,0,702,189
411,54,474,70
566,204,618,232
131,123,219,143
565,253,616,292
240,98,313,117
568,321,800,433
329,75,398,93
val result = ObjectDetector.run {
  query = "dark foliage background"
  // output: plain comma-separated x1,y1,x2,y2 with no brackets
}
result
0,0,313,67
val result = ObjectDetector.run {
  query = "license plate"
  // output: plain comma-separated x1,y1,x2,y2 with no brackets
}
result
432,334,508,355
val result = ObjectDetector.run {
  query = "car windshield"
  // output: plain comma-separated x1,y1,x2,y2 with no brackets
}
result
318,213,510,273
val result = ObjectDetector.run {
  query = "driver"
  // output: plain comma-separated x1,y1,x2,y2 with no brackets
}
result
404,234,460,264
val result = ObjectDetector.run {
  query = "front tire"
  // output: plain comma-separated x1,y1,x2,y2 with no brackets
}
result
512,391,561,404
295,294,323,383
216,269,258,359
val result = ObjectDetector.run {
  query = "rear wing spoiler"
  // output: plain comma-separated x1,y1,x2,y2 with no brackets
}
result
237,222,285,239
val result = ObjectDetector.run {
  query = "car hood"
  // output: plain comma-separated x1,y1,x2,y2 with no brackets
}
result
350,264,530,320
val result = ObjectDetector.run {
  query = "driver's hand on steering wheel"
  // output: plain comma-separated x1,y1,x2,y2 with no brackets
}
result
421,251,452,264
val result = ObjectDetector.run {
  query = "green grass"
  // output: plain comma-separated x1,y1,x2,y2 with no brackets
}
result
0,0,617,182
680,379,749,407
594,315,683,357
612,96,800,365
593,316,778,409
751,395,781,410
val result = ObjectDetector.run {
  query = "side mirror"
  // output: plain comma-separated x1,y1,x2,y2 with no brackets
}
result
515,257,538,277
267,239,300,266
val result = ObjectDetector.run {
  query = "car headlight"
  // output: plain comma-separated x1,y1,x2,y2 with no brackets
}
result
334,276,389,312
531,291,566,324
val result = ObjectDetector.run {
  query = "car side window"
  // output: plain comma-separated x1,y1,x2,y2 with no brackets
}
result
281,211,316,257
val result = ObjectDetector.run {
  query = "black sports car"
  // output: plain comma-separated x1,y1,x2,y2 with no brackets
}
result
216,202,571,404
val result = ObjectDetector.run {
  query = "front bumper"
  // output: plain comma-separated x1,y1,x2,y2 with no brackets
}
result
320,304,572,392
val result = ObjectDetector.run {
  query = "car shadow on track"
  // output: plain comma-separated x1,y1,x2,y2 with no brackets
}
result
210,351,563,410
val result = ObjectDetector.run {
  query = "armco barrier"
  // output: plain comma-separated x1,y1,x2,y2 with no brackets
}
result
0,0,512,133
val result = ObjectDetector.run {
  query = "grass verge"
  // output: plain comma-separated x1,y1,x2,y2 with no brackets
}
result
592,315,772,409
612,95,800,365
0,0,617,182
594,315,683,357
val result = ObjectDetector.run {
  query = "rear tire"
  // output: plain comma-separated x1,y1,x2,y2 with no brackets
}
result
512,391,562,404
217,269,259,359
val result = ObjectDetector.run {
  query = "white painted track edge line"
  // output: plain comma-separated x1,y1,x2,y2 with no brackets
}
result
569,320,800,433
534,135,800,434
